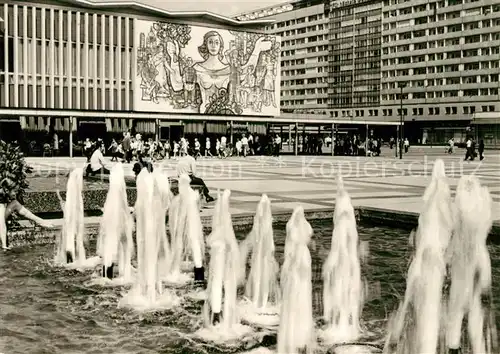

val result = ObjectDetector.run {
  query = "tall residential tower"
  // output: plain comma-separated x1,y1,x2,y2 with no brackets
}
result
236,0,330,114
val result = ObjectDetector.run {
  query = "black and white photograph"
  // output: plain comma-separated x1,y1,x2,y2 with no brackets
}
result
0,0,499,353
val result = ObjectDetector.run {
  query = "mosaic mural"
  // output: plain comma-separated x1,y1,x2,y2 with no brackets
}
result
135,20,281,116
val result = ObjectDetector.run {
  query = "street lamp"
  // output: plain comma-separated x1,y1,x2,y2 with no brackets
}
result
398,82,406,159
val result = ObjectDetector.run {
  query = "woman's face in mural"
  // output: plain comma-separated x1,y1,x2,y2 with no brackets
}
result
207,35,221,56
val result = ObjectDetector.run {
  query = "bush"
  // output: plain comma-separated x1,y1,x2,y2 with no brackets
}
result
0,140,32,204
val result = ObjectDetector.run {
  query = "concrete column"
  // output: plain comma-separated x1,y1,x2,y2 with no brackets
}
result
365,124,369,156
230,121,234,144
155,118,159,142
294,122,298,156
318,125,321,155
280,125,283,150
302,125,306,153
69,117,74,158
331,123,335,156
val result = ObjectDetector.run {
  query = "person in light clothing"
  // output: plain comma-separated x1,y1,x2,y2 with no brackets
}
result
85,141,111,177
176,151,214,203
205,137,213,157
241,135,249,157
464,138,474,161
194,138,202,159
447,138,454,154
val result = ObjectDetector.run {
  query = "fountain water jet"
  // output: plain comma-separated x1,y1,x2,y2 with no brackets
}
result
320,176,364,344
196,189,252,343
152,169,173,288
446,175,498,354
277,206,316,354
95,163,134,283
167,174,205,286
384,159,454,354
55,168,100,269
119,169,179,311
239,194,280,327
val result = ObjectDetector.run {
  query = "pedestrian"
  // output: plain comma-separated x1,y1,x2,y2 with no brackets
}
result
205,137,213,157
478,139,484,161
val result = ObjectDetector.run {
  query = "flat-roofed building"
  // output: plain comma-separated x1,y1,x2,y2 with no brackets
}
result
0,0,282,152
236,0,331,115
380,0,500,145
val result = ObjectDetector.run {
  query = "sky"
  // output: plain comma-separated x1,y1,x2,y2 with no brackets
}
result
127,0,291,17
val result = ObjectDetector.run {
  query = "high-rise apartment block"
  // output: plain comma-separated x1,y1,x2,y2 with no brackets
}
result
236,0,330,114
380,0,500,143
237,0,500,145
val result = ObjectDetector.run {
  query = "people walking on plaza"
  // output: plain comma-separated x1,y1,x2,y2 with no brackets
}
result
235,139,242,157
83,138,93,162
205,137,213,157
464,137,474,161
109,139,119,161
447,138,454,154
478,139,485,161
180,137,188,157
173,140,179,159
241,134,249,157
404,138,410,153
85,141,111,177
221,135,227,152
274,134,281,157
164,140,171,159
122,131,132,163
176,150,214,203
248,134,254,155
194,138,202,160
216,139,222,158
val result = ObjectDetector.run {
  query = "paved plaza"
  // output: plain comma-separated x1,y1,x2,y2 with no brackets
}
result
25,146,500,224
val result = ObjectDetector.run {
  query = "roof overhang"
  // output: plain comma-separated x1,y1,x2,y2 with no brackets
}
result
235,2,295,21
60,0,275,26
471,112,500,125
0,108,401,125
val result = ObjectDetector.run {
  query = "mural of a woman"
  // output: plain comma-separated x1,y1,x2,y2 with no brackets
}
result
165,30,272,114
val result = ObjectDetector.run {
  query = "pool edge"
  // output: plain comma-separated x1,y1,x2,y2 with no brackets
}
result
8,206,500,248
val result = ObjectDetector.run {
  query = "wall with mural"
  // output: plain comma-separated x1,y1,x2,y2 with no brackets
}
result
135,20,281,116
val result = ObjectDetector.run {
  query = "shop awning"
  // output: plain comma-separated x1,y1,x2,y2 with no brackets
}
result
20,116,49,131
206,122,229,134
135,120,155,134
105,118,133,133
184,122,205,134
0,108,402,125
53,117,77,132
471,118,500,125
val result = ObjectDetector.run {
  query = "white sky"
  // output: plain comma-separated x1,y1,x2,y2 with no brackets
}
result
126,0,291,17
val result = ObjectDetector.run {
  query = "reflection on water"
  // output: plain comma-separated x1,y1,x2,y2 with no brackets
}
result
1,222,499,354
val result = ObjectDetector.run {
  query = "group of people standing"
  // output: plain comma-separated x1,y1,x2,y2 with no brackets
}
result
457,137,485,161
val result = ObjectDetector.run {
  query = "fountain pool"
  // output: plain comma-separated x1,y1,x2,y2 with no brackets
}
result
1,222,499,354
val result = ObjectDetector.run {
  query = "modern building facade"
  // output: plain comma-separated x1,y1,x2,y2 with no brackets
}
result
327,0,382,120
0,0,288,152
237,0,331,115
380,0,500,144
239,0,500,146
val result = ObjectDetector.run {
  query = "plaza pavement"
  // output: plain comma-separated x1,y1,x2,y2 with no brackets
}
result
25,146,500,225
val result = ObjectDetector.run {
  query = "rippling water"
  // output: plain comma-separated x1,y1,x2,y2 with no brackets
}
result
1,222,499,354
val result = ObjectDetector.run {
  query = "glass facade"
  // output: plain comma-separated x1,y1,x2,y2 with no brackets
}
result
327,0,382,113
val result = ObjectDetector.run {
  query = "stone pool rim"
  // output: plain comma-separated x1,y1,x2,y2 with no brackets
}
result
9,206,500,248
